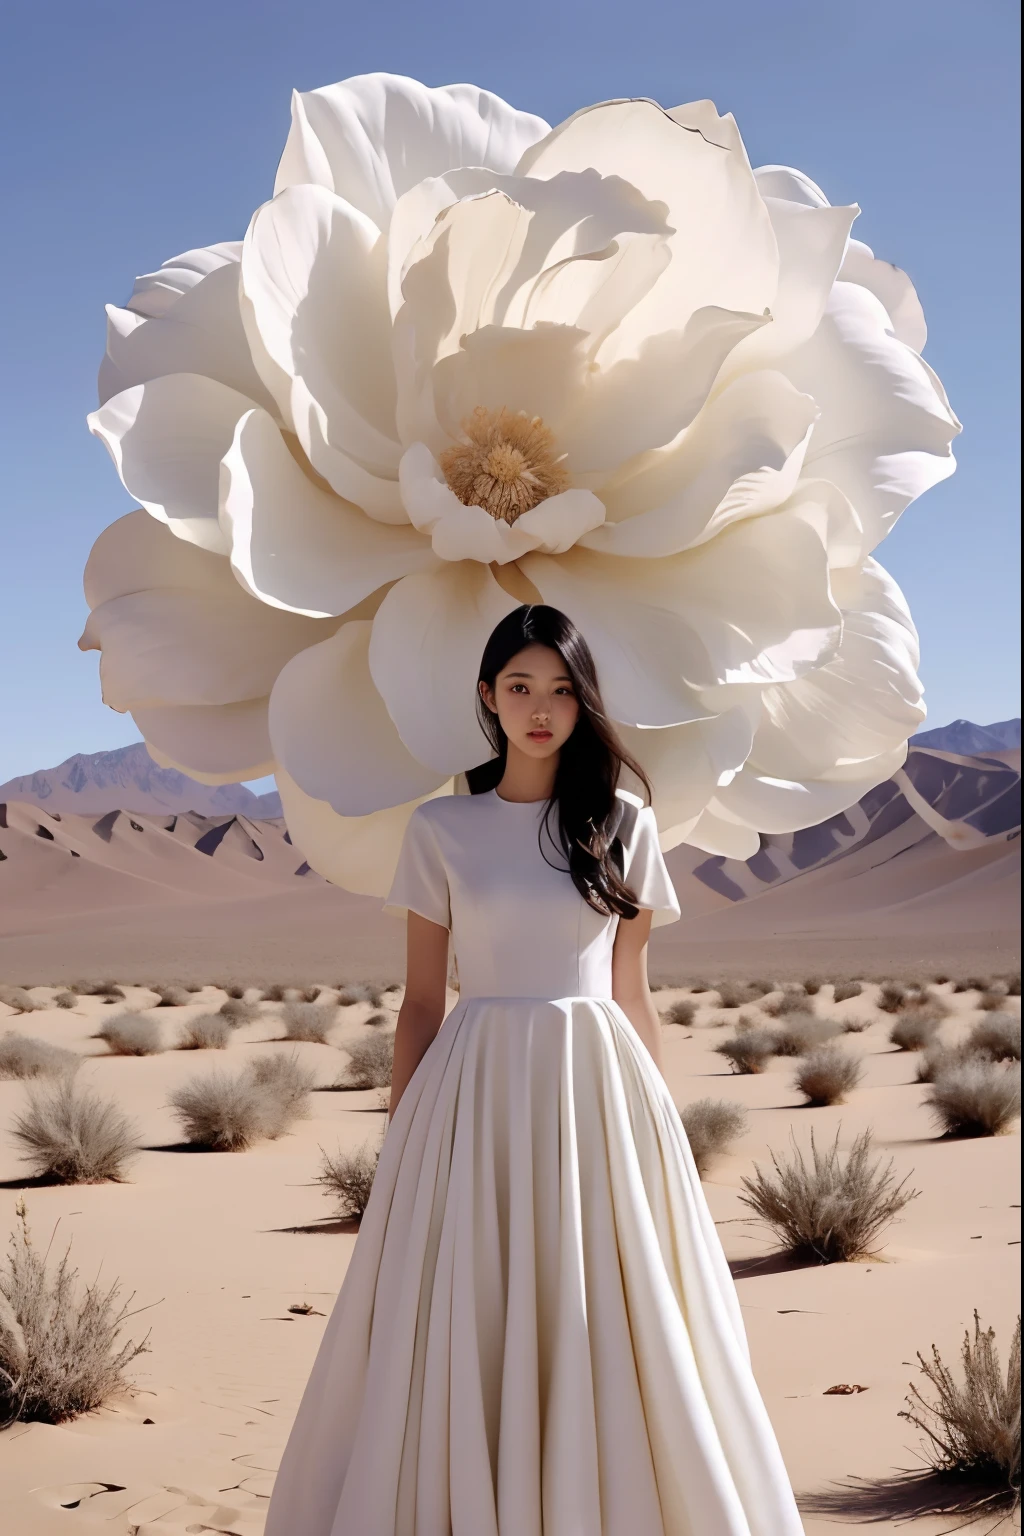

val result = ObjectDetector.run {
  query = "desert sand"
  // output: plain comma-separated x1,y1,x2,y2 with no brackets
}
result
0,978,1019,1534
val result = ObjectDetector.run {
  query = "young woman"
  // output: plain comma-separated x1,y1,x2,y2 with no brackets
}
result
265,604,804,1536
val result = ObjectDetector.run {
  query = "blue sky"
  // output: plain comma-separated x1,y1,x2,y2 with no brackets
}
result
0,0,1019,786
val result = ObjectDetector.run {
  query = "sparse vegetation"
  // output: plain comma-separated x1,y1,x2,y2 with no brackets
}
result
878,982,909,1014
713,980,769,1009
762,991,816,1021
714,1028,778,1075
0,1198,152,1427
70,981,123,998
218,997,261,1024
10,1078,141,1183
336,982,386,1009
967,1014,1021,1063
839,1016,872,1033
53,991,78,1010
899,1311,1021,1514
832,981,863,1003
803,976,824,996
679,1098,748,1176
916,1041,972,1085
0,1033,80,1081
0,987,39,1014
177,1014,231,1051
224,984,247,1000
890,1010,944,1051
1005,974,1021,998
978,989,1010,1012
95,1014,164,1056
662,999,696,1027
772,1016,842,1055
169,1053,317,1149
152,985,191,1008
280,1002,338,1043
926,1061,1021,1138
364,1012,390,1029
336,1032,395,1089
316,1139,382,1219
737,1127,919,1264
794,1046,864,1106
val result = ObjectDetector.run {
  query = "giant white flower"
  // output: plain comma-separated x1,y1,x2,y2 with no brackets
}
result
81,73,960,891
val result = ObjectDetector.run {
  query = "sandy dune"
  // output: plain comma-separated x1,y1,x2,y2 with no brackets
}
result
0,980,1019,1534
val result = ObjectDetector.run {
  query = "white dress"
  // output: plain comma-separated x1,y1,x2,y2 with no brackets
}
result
264,789,804,1536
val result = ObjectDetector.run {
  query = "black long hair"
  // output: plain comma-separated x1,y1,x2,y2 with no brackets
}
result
466,605,653,919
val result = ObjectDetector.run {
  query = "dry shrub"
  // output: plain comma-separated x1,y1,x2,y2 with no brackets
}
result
978,989,1010,1012
794,1046,864,1106
0,1198,151,1427
967,1014,1021,1063
878,981,909,1014
762,991,815,1021
738,1127,919,1263
890,1010,944,1051
0,1033,80,1081
714,1028,778,1075
364,1011,390,1029
177,1014,231,1051
679,1098,748,1176
316,1138,382,1218
53,991,78,1010
10,1078,141,1182
916,1041,972,1084
899,1311,1021,1513
337,982,386,1009
70,981,122,997
686,980,713,994
662,999,696,1027
926,1061,1021,1138
169,1052,316,1149
840,1016,872,1034
152,985,191,1008
95,1014,163,1056
1005,974,1021,998
224,984,247,1000
803,976,824,996
337,1032,395,1089
218,996,261,1024
773,1016,842,1056
281,1002,339,1043
832,981,863,1003
0,987,39,1014
964,977,991,993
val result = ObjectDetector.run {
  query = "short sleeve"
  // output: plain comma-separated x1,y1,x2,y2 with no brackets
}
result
382,807,451,929
623,802,680,927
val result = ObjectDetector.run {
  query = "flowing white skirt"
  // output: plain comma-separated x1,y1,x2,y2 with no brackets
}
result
264,997,804,1536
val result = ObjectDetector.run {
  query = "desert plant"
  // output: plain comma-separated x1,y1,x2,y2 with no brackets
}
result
762,991,816,1022
336,982,386,1009
916,1041,973,1085
364,1011,390,1029
877,981,909,1014
978,989,1010,1012
0,987,39,1014
316,1138,382,1219
678,1098,748,1176
794,1046,864,1106
52,991,78,1010
662,999,696,1027
169,1053,316,1149
337,1031,395,1089
10,1078,141,1182
224,984,247,1000
839,1016,871,1033
0,1033,80,1081
0,1198,152,1427
95,1014,163,1056
714,1028,778,1075
967,1014,1021,1063
70,980,123,998
832,980,863,1003
898,1310,1021,1513
926,1061,1021,1138
177,1014,231,1051
802,976,824,996
686,980,712,994
737,1127,919,1263
152,985,191,1008
889,1011,944,1051
713,980,768,1009
1005,974,1021,998
280,1002,339,1043
217,996,261,1024
772,1016,842,1055
964,977,991,993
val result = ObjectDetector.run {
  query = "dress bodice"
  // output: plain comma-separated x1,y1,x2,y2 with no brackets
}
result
384,789,680,1000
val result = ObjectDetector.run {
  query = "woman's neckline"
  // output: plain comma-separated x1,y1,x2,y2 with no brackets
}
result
489,788,549,806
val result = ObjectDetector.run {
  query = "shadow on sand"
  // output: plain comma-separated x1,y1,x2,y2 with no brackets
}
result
798,1466,1018,1528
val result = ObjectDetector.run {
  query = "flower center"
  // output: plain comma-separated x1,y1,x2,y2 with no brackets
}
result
440,406,569,526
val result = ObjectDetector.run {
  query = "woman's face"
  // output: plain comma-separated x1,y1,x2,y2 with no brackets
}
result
480,643,580,761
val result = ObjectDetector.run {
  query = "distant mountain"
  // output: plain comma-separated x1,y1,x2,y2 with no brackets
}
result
0,743,283,818
911,718,1020,754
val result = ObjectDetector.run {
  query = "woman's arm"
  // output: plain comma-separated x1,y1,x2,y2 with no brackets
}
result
388,911,450,1120
611,907,664,1074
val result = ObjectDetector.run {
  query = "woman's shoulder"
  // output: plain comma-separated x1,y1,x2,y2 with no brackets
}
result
612,787,654,840
407,790,494,832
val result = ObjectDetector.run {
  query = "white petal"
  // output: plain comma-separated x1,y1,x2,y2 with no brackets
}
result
518,99,778,359
99,260,276,414
368,565,518,774
618,709,754,830
240,185,404,522
398,443,604,564
79,511,330,709
752,164,830,209
269,621,447,816
274,73,549,227
683,804,762,859
839,239,928,352
783,282,960,549
135,699,274,783
88,374,256,554
221,410,437,615
276,766,454,898
125,241,243,320
715,743,910,834
584,370,817,553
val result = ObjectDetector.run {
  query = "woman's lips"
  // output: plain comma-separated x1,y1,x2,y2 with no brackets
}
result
528,730,553,741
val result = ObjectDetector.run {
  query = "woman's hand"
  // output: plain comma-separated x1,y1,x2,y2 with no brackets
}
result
611,907,664,1073
388,911,450,1120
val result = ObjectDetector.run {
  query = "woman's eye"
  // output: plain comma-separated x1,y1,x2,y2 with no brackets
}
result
510,683,528,693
